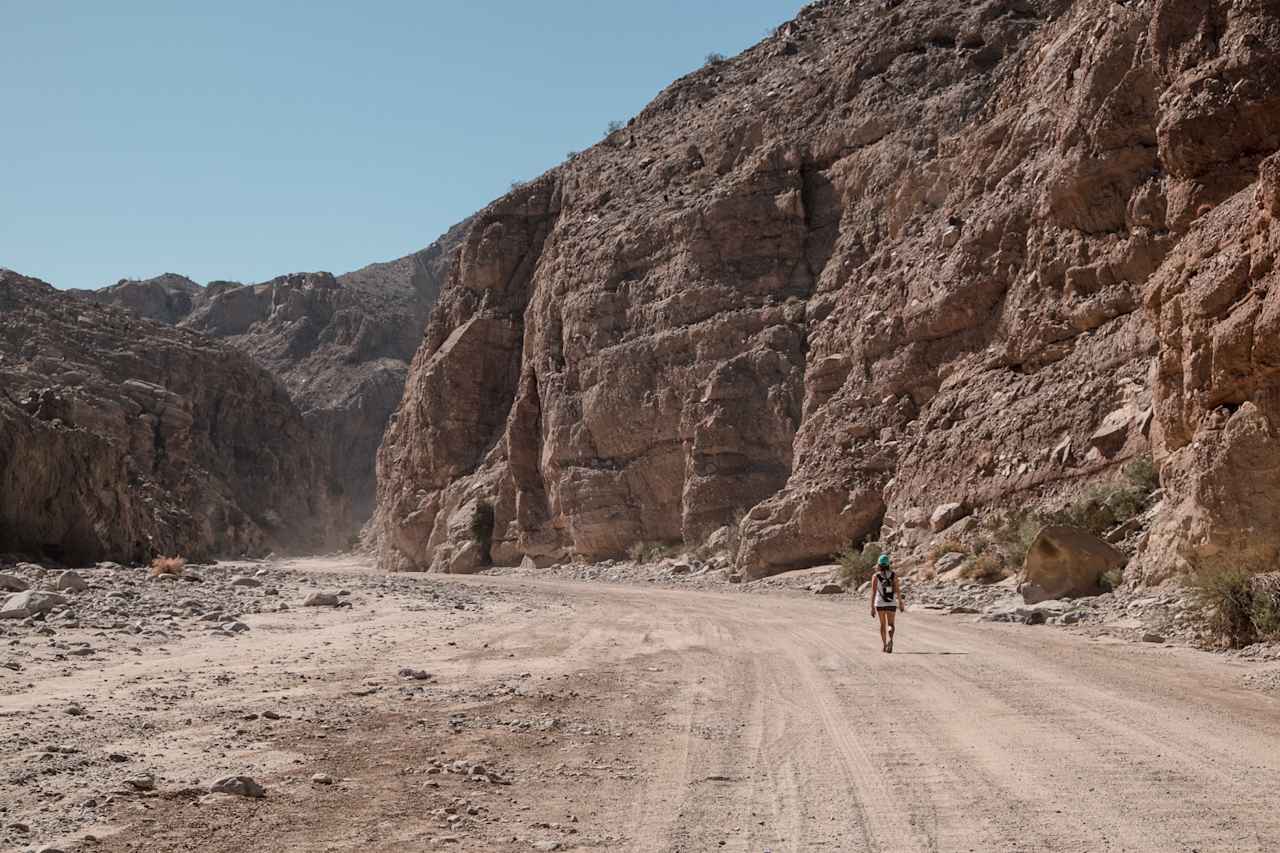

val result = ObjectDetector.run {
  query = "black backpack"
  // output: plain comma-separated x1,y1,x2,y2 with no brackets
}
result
877,570,896,602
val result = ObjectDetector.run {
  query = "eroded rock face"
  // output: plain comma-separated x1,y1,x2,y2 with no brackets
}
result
375,0,1280,577
1141,153,1280,582
0,270,346,564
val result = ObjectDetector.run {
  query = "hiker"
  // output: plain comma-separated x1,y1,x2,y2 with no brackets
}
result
870,554,903,653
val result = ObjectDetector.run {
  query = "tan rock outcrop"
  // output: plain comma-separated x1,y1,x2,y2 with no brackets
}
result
374,0,1280,578
1141,152,1280,582
1020,526,1126,604
0,270,346,564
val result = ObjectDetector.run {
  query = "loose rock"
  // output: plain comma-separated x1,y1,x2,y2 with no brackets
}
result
55,570,89,592
1,590,67,618
209,775,266,798
0,573,29,592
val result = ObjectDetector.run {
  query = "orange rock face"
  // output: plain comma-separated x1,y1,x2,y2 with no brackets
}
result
375,0,1280,577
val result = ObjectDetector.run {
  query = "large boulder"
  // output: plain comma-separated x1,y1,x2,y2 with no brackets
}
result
0,573,29,592
54,570,88,592
1,590,68,619
1020,526,1125,604
929,503,970,533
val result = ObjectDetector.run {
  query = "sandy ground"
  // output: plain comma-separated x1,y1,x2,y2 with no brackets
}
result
3,556,1280,852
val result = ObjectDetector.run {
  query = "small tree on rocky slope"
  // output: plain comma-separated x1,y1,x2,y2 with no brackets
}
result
470,501,495,563
1190,566,1280,648
836,542,882,588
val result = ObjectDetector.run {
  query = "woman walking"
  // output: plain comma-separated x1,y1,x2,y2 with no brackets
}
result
870,554,903,653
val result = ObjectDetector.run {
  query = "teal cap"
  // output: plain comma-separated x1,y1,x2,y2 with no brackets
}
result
877,554,891,567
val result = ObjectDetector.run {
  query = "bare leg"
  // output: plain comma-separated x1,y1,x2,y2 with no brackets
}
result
878,610,889,650
885,610,896,652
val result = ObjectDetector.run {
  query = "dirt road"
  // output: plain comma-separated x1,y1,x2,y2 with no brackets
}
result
4,559,1279,852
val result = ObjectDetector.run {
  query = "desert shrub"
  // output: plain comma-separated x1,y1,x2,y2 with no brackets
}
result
627,541,678,563
509,179,528,191
1098,567,1125,593
1045,483,1147,537
959,553,1005,583
927,538,968,563
1189,567,1280,648
150,556,185,577
836,542,882,588
692,510,748,561
705,52,726,66
565,150,580,161
1254,588,1280,639
1124,454,1160,493
605,119,625,136
470,501,495,559
988,512,1042,565
1047,457,1161,538
1189,566,1260,648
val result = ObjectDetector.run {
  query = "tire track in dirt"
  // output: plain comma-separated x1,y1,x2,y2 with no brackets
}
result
798,623,1046,852
781,628,928,852
866,617,1280,852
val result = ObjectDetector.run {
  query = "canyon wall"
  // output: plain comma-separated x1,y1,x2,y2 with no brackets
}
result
375,0,1280,577
81,222,468,522
0,271,346,564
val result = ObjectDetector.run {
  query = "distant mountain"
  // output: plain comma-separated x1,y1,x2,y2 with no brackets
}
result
78,220,470,524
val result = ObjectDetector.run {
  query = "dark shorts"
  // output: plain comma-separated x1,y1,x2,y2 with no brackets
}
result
876,605,897,613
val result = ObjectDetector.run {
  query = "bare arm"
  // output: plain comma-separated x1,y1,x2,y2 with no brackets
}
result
893,574,904,611
869,575,878,617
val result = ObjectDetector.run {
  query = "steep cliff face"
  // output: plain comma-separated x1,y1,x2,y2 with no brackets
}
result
375,0,1280,577
0,270,346,564
1141,152,1280,583
82,223,468,521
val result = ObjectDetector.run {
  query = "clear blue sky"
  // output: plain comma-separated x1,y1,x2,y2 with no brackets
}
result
2,1,802,290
